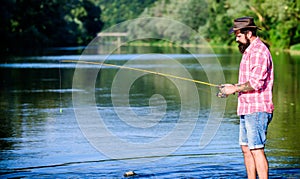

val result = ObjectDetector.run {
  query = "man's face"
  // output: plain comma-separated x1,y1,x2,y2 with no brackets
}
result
235,30,250,54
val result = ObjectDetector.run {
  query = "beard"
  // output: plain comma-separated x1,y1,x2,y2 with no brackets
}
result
238,38,251,54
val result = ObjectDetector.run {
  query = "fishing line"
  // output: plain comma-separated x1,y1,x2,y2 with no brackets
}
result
59,61,63,113
62,60,219,87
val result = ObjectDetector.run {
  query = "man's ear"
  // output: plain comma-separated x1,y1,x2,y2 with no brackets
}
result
247,31,252,39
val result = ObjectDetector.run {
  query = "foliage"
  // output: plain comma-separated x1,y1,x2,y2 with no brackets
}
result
140,0,300,49
93,0,156,29
1,0,299,53
290,44,300,51
131,0,209,44
0,0,103,52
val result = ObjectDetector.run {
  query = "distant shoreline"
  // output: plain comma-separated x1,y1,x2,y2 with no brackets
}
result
126,41,300,56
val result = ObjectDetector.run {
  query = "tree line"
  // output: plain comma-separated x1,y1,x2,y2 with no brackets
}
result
1,0,103,53
1,0,299,54
139,0,300,49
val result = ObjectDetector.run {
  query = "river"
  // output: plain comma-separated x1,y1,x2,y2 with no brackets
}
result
0,45,299,178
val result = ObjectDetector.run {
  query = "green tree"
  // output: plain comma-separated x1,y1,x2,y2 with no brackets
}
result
1,0,103,53
178,0,208,30
212,0,300,48
198,0,233,45
139,0,300,49
259,0,300,48
0,0,16,52
95,0,156,29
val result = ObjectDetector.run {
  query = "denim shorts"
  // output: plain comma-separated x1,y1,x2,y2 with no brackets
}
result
239,112,273,149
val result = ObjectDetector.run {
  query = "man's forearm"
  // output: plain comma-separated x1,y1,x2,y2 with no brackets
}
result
235,81,255,92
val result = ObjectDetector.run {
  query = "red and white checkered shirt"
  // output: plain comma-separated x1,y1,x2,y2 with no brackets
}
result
237,37,274,115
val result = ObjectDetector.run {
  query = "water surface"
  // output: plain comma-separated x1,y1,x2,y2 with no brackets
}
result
0,46,299,178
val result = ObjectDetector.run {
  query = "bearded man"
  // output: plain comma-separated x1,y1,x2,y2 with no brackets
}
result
219,17,274,179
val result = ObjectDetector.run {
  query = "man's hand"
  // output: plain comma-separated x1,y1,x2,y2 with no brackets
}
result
218,82,255,98
219,84,237,95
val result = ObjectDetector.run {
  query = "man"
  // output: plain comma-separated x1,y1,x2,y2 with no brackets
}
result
219,17,274,179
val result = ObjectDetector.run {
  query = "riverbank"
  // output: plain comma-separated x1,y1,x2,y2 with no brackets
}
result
126,40,300,56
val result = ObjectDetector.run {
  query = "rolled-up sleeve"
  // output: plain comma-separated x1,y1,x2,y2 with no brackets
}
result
249,49,269,90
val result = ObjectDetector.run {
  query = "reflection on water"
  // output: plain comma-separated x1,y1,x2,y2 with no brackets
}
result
0,46,299,178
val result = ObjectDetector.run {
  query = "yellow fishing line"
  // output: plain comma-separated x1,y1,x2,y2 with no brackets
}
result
63,60,219,87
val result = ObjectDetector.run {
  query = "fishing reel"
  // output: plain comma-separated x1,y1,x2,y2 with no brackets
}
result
216,85,228,98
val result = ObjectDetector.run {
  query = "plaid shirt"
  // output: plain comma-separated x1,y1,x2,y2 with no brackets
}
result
237,37,274,115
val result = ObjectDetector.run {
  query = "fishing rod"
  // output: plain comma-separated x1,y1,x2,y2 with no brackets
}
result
63,60,228,98
63,60,220,87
